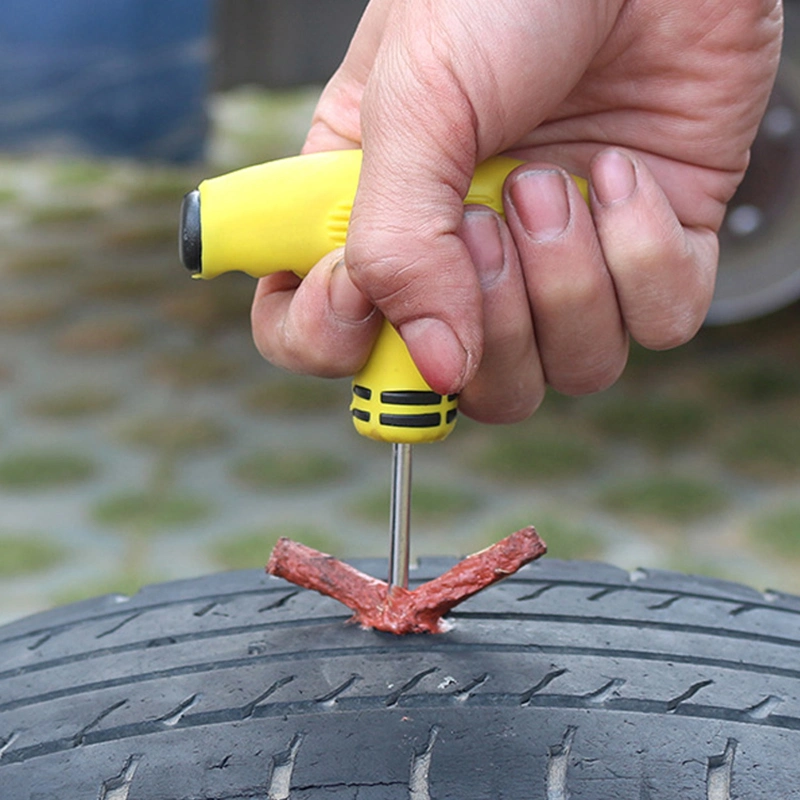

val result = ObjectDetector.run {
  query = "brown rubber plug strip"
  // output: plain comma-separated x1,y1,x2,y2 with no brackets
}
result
266,526,546,634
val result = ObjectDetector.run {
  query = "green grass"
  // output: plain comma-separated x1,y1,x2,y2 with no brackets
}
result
159,279,253,333
0,450,97,489
56,317,145,352
598,474,729,524
348,482,483,524
243,377,348,415
720,414,800,479
711,361,800,405
116,414,229,454
102,223,177,252
0,186,18,205
0,298,63,330
27,387,120,419
53,571,165,606
474,512,605,561
0,534,69,576
211,524,341,570
589,394,711,453
210,85,319,166
469,423,600,482
80,272,170,301
232,449,349,489
749,503,800,559
127,171,194,204
624,339,685,372
663,551,752,586
92,490,215,533
29,204,100,224
148,350,242,387
50,159,113,188
5,250,74,276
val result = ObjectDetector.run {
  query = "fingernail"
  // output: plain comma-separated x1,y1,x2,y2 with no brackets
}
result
508,169,571,241
329,259,373,322
593,149,637,206
462,210,505,288
400,317,468,391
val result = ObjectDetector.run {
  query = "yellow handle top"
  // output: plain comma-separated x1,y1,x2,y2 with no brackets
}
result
181,149,587,443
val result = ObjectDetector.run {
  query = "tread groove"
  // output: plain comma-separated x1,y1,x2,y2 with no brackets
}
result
0,587,296,649
193,602,218,618
314,673,361,705
98,753,142,800
513,578,800,618
452,672,489,700
73,699,128,747
0,732,19,760
667,679,714,713
386,667,439,707
706,738,737,800
7,606,800,698
267,732,304,800
516,584,557,601
409,725,439,800
27,632,53,651
582,678,626,704
587,588,620,601
158,694,201,726
452,610,800,650
6,640,800,718
4,573,800,652
242,675,296,720
546,726,577,800
259,591,300,613
4,687,800,767
520,668,569,706
744,694,783,720
648,595,682,610
96,613,142,640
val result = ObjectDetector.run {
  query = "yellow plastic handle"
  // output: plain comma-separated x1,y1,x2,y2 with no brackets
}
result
184,149,587,443
192,149,527,280
349,319,459,443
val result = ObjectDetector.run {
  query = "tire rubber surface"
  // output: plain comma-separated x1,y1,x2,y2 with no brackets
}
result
2,558,800,798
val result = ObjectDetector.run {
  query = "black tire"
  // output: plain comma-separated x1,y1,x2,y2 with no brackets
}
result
2,558,800,799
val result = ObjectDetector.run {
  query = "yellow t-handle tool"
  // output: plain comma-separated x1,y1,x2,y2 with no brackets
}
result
179,149,587,587
179,149,536,445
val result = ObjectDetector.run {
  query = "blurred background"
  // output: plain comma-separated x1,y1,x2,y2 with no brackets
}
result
1,0,799,624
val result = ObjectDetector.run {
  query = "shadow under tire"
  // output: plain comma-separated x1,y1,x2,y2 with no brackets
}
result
1,558,800,798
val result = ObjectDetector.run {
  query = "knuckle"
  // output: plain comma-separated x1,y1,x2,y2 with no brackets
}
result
614,241,716,351
461,348,546,424
252,308,356,379
346,236,415,303
549,365,622,397
529,266,606,313
546,348,628,397
461,384,545,425
634,306,705,351
628,273,714,351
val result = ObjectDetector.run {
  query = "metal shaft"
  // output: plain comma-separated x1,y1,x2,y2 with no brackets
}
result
388,442,412,591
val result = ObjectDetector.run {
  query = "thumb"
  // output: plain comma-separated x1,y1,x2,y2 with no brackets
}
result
344,11,484,394
344,0,614,394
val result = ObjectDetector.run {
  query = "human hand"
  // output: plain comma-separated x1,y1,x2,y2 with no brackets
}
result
251,0,782,423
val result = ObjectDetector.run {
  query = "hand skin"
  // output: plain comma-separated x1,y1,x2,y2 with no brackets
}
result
251,0,783,424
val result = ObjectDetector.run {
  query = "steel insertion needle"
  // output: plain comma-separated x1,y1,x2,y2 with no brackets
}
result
388,442,412,591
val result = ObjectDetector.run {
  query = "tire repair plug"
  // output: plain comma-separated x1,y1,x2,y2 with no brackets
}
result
178,150,554,633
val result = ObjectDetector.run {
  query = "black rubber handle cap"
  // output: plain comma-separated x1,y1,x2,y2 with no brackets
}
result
179,189,202,275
